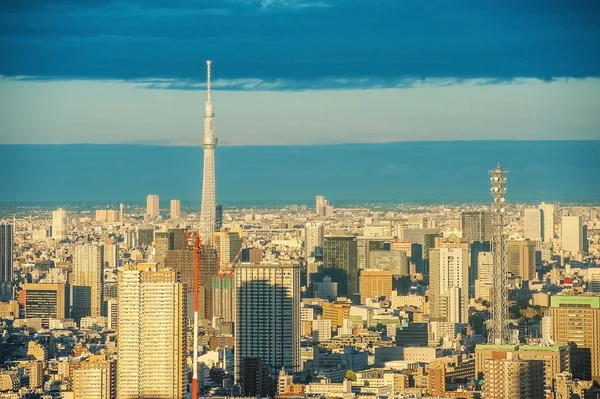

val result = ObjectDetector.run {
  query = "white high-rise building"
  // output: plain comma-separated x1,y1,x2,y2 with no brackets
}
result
146,195,159,219
539,202,555,244
305,222,324,259
429,247,469,323
200,60,218,244
72,245,104,322
523,208,542,242
561,215,583,254
170,199,181,220
52,208,67,241
234,262,301,380
117,264,187,399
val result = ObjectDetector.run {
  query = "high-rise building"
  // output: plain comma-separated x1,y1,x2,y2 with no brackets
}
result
524,208,543,242
429,247,469,323
154,231,173,267
216,204,223,232
146,194,159,219
103,244,119,269
475,251,493,302
0,224,13,301
200,60,218,244
211,231,242,268
359,269,392,304
323,235,358,299
561,216,584,254
95,210,120,223
469,240,490,294
117,264,187,399
539,202,555,244
72,354,116,399
315,195,333,217
305,222,325,260
507,240,537,281
234,262,301,380
165,246,218,320
52,208,68,241
550,295,600,383
136,226,154,247
461,211,492,242
212,272,235,323
482,354,544,399
22,283,69,327
368,250,408,276
170,199,181,220
72,245,104,322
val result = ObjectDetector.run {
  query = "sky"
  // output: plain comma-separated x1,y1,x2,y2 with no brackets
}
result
1,0,599,145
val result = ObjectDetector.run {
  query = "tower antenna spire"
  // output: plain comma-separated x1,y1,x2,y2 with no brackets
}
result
206,60,212,101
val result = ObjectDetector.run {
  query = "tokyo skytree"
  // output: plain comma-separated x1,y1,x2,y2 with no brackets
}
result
200,60,218,244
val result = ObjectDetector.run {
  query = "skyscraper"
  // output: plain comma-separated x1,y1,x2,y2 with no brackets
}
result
0,223,13,301
474,251,492,301
200,60,218,244
72,245,104,322
315,195,333,217
216,204,223,232
234,262,301,380
146,194,159,219
469,240,490,294
550,295,600,383
323,235,358,299
429,247,469,323
539,202,555,244
305,222,324,260
52,208,67,241
523,208,543,242
211,231,242,269
170,199,181,220
507,240,536,281
117,264,187,398
461,211,492,242
561,215,584,254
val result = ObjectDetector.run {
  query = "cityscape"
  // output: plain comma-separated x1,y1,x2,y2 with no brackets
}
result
1,1,600,399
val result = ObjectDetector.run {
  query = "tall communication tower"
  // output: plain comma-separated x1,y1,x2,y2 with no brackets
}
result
200,60,218,244
488,163,511,345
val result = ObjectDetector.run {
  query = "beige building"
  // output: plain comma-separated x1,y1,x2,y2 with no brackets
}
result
117,264,187,399
22,283,69,326
539,202,555,245
52,208,67,240
95,210,120,223
481,352,544,399
359,269,393,304
322,301,352,330
550,295,600,383
72,355,116,399
523,208,543,242
72,245,104,322
507,239,536,281
429,247,469,323
475,251,492,301
211,231,243,268
146,194,159,219
170,199,181,220
561,215,584,254
0,300,19,318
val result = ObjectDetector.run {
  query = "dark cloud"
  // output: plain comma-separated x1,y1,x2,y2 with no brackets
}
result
1,0,599,89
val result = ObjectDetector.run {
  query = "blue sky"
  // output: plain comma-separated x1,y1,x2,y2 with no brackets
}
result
1,0,599,145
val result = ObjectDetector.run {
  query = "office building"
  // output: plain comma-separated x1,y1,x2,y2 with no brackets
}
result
234,262,301,379
117,264,187,399
154,231,173,267
470,240,490,293
216,204,223,232
212,272,235,323
587,268,600,293
103,244,119,269
0,224,13,301
359,269,393,304
241,248,263,264
22,283,69,327
539,202,555,244
72,245,104,322
429,247,469,323
305,222,325,260
146,194,159,219
312,317,332,342
561,216,584,254
323,235,358,299
170,199,181,220
165,246,218,320
482,354,544,399
475,252,493,302
52,208,68,241
550,295,600,383
95,210,120,223
72,354,116,399
507,240,536,281
524,208,543,241
136,226,154,247
211,231,243,268
364,221,392,237
461,211,492,242
368,250,408,276
315,195,334,217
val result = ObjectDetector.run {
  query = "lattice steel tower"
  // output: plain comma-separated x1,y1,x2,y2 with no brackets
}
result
200,60,218,244
488,163,511,345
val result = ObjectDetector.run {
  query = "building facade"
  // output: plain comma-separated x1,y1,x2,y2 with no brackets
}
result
429,247,469,323
0,224,13,301
323,235,358,299
72,245,104,322
52,208,67,241
461,211,492,242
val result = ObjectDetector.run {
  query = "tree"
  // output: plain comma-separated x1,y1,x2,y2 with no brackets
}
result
345,370,357,381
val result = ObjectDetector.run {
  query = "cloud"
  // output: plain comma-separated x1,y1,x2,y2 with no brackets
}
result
0,0,599,89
